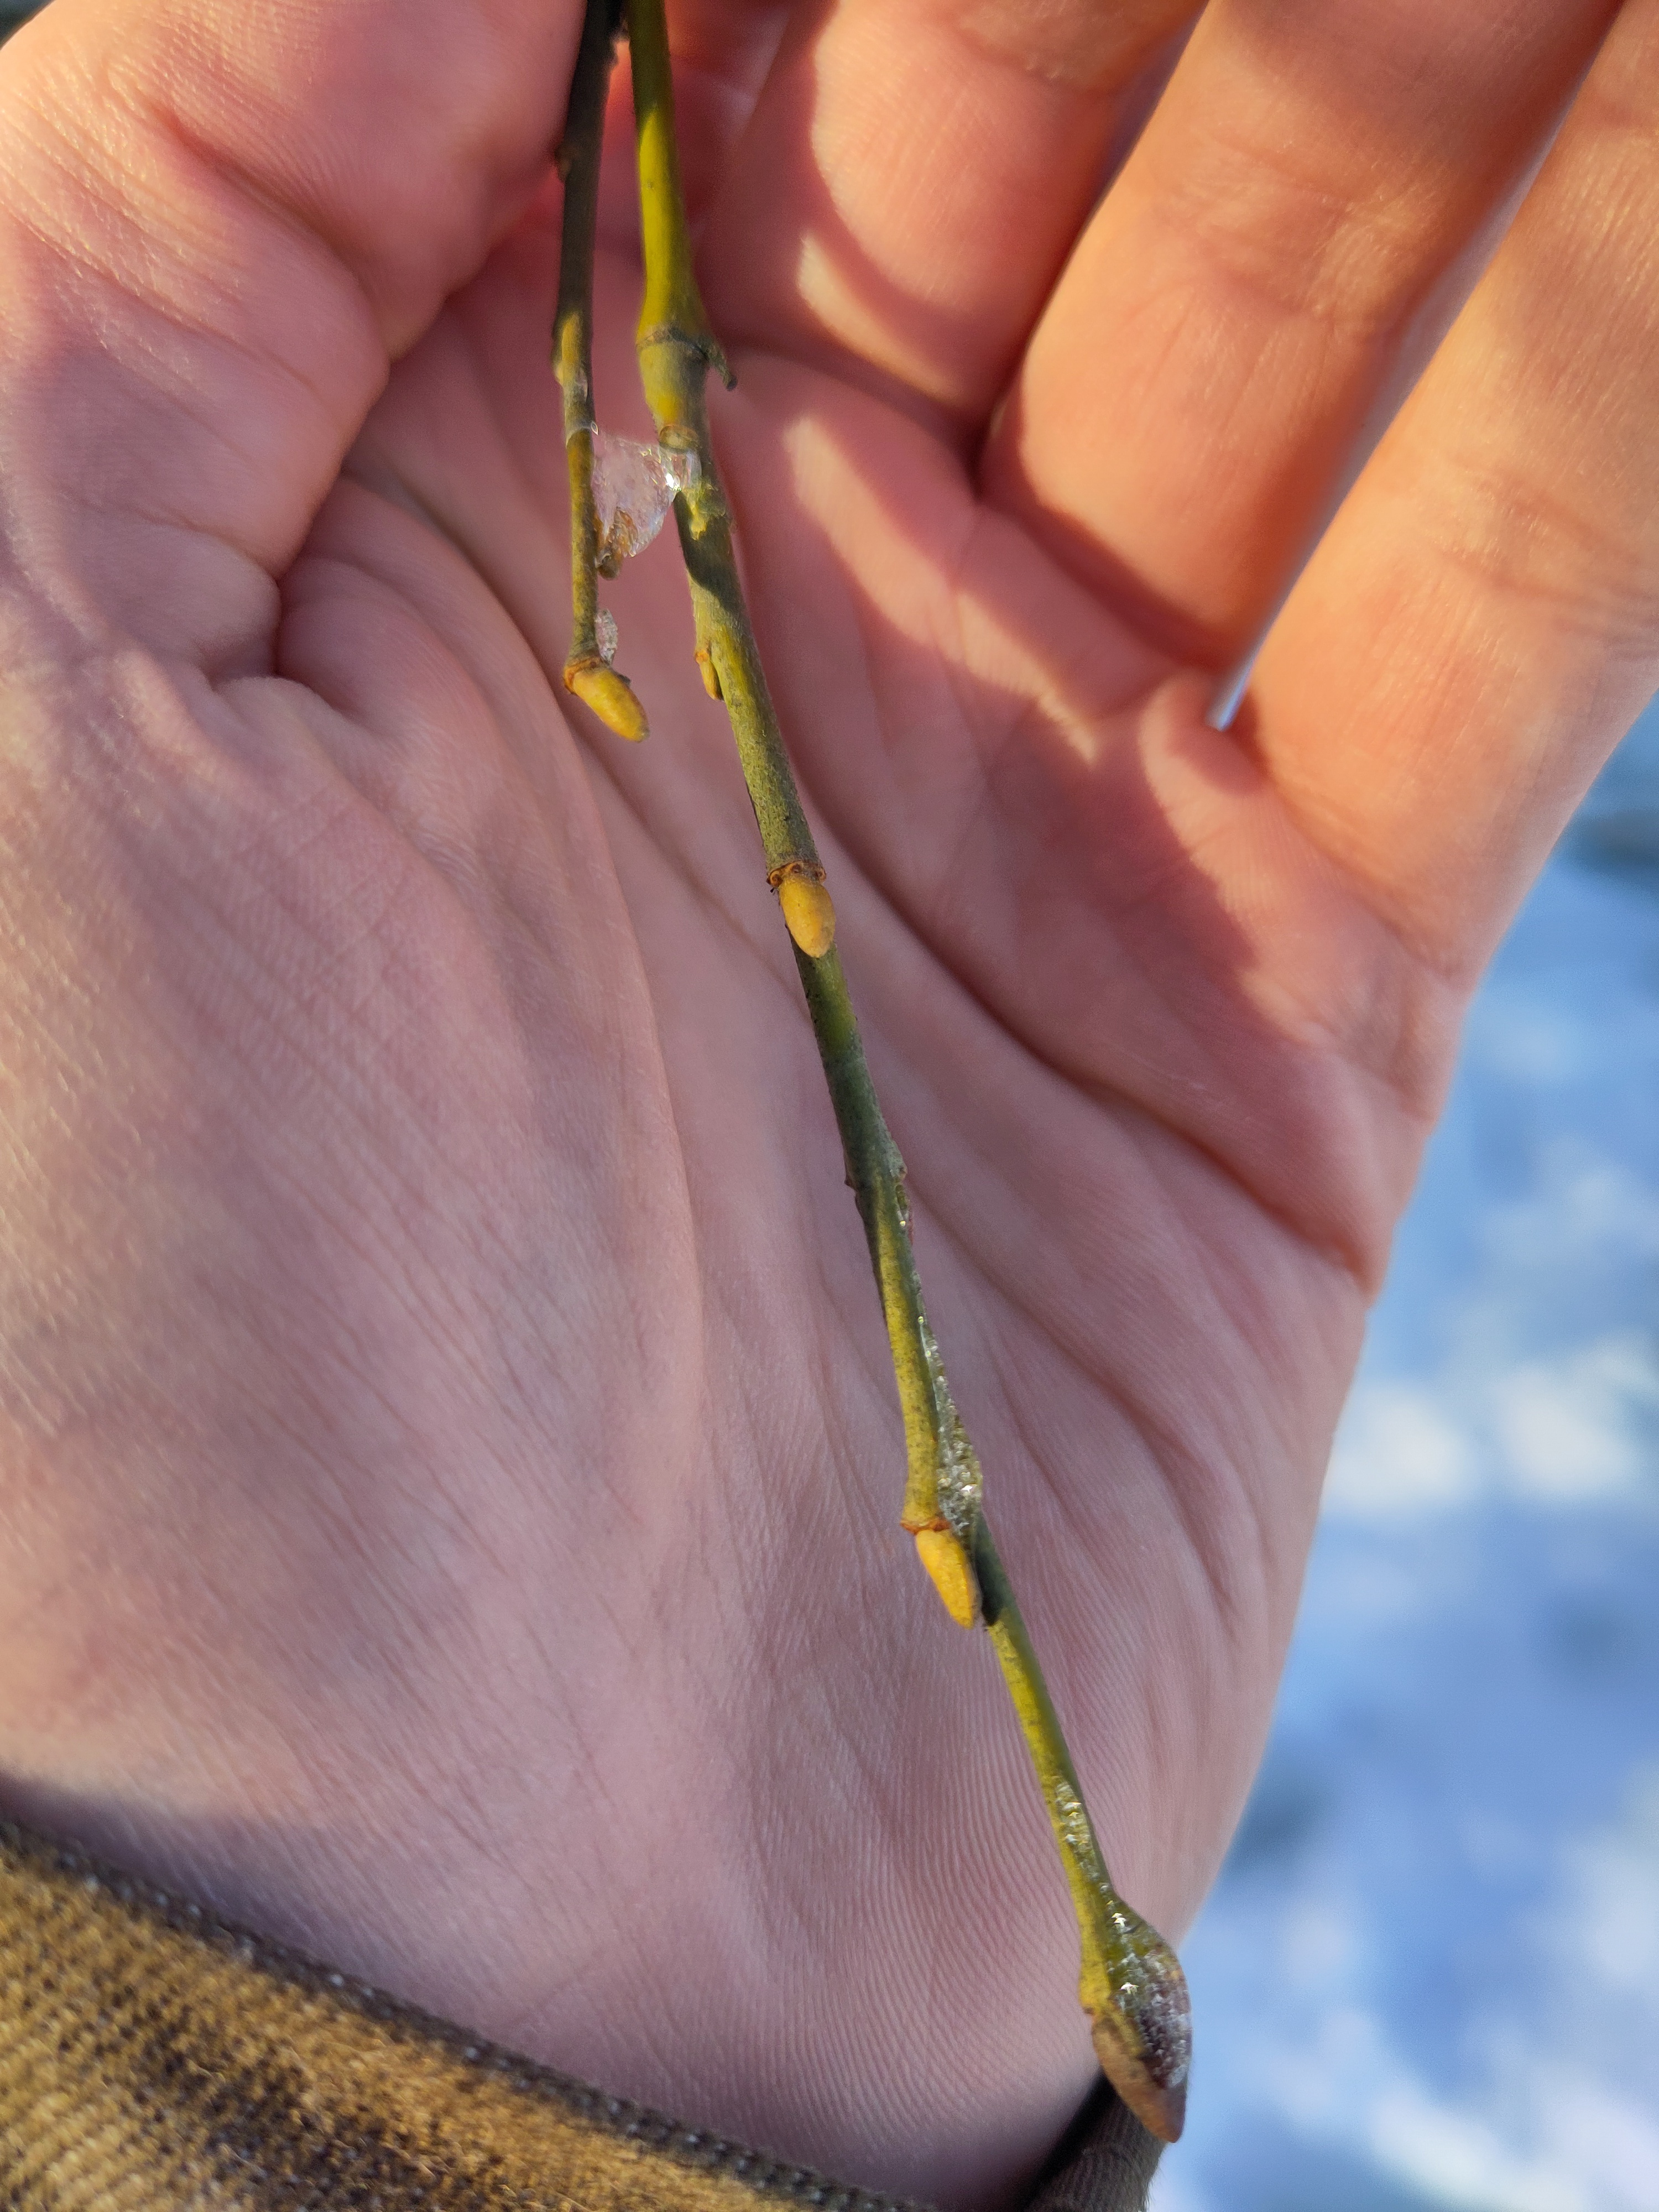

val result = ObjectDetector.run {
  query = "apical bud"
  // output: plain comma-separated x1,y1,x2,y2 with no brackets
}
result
565,660,649,743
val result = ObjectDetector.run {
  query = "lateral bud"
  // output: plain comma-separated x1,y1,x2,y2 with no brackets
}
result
770,860,836,958
912,1524,978,1629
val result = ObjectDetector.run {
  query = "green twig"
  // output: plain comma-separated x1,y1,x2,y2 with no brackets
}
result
975,1533,1191,2143
617,0,1191,2145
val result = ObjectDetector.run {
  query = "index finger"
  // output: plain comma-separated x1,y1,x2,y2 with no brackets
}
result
0,0,578,662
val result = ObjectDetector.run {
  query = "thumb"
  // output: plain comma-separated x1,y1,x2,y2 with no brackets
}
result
0,0,580,665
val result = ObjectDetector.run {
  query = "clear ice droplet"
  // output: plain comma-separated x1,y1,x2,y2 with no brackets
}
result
595,609,618,665
591,432,699,568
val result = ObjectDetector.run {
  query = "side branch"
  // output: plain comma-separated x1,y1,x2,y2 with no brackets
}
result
555,0,646,742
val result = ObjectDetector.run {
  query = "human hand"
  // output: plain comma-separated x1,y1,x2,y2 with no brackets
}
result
0,1,1654,2203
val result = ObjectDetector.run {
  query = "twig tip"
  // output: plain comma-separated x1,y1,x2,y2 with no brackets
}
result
1087,1930,1191,2145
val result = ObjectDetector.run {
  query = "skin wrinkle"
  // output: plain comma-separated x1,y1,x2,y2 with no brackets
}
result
20,1521,367,1773
0,102,383,557
217,1362,447,1616
218,1395,411,1601
947,0,1201,92
275,554,520,772
564,680,727,910
0,34,576,693
56,721,667,1527
118,79,445,370
918,1159,1295,1670
906,754,1389,1283
246,706,591,1055
1259,510,1657,971
729,1678,972,2056
703,8,1118,436
64,368,346,549
326,385,605,745
111,806,425,1106
118,1407,655,1929
933,498,1072,789
1151,700,1480,1085
1408,445,1659,638
876,931,1326,1407
583,728,810,1025
341,430,550,652
909,1323,1302,1834
723,389,1411,1277
984,1292,1249,1674
96,11,571,353
253,1190,505,1480
1136,139,1434,343
760,323,983,461
893,1140,1343,1757
760,621,1386,1297
1135,724,1460,1157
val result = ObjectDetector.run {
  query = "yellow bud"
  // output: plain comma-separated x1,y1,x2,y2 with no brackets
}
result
565,661,648,743
695,648,722,700
778,869,836,959
914,1527,977,1629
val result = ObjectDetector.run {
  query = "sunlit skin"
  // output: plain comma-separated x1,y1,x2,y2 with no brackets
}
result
0,1,1656,2205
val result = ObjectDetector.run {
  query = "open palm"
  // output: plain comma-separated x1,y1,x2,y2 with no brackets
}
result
2,1,1656,2203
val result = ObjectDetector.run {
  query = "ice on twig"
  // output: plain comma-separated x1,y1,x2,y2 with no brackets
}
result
592,432,699,571
595,609,618,665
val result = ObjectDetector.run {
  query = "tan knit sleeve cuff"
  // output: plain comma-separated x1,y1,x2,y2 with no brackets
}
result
1,1820,1162,2212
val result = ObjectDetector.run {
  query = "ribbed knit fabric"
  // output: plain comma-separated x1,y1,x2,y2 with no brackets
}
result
0,1820,1164,2212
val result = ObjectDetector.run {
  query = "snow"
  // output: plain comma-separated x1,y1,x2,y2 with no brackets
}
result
1152,703,1659,2210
